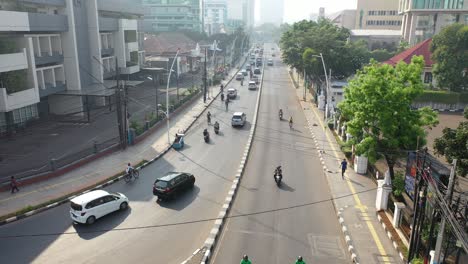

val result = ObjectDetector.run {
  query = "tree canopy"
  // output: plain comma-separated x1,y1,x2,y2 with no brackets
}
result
434,106,468,177
430,23,468,92
280,19,373,80
338,56,439,179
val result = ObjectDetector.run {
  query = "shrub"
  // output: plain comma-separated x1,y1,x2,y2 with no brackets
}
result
411,257,423,264
414,90,468,104
393,172,405,197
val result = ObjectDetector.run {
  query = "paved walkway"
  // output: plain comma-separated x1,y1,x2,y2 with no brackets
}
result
0,57,246,219
291,74,403,264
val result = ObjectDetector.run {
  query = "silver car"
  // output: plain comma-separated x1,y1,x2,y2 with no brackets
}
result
231,112,246,127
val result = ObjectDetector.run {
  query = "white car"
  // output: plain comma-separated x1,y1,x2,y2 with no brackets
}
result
248,81,257,90
236,73,244,80
227,88,237,98
231,112,247,127
70,190,129,224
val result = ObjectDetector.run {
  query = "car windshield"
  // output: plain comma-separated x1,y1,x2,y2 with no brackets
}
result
155,180,168,188
233,116,242,120
70,202,82,211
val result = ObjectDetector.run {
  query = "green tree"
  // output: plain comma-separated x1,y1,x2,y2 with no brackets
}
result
338,56,438,179
433,106,468,177
430,23,468,92
370,49,395,62
280,19,370,79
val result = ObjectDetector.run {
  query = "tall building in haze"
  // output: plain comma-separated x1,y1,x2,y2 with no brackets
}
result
260,0,283,26
226,0,255,30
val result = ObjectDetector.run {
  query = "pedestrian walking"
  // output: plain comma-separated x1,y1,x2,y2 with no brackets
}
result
240,79,244,86
340,159,348,179
220,84,224,93
225,99,229,111
10,176,19,193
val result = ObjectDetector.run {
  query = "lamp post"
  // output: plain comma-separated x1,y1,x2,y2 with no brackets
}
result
165,48,181,145
311,53,329,120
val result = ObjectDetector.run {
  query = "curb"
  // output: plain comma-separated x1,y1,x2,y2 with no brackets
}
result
198,53,265,264
289,69,359,264
0,56,249,227
338,206,359,264
376,212,407,262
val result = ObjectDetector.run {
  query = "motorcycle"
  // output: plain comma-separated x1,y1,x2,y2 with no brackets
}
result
274,173,282,187
203,129,210,143
279,111,283,120
214,123,220,134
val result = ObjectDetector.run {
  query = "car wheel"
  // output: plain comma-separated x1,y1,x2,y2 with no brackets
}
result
120,202,128,211
86,216,96,225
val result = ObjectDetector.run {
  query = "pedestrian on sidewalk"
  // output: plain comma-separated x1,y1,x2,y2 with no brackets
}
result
10,176,19,193
340,159,348,179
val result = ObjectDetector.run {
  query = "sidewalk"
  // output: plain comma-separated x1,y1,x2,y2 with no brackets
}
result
0,57,246,221
291,75,404,263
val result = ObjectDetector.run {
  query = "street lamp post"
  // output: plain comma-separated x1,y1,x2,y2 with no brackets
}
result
311,53,330,120
165,48,181,145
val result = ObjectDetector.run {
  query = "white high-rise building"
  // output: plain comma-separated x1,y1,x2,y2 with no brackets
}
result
260,0,283,26
226,0,255,29
0,0,145,132
204,0,228,35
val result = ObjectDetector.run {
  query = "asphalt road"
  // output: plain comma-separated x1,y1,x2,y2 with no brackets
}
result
210,44,349,264
0,60,259,264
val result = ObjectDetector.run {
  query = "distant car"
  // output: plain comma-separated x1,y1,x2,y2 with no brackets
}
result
246,65,251,71
254,68,261,74
70,190,129,225
248,81,257,90
227,88,237,98
267,59,273,66
153,172,195,201
271,47,275,50
256,61,262,67
231,112,247,127
241,69,248,76
236,73,244,80
272,53,276,57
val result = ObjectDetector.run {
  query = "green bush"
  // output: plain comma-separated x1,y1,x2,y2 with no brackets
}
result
414,90,468,104
130,120,144,136
393,172,405,197
411,257,423,264
0,70,28,94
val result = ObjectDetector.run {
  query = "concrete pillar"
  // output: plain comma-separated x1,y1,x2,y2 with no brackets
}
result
376,172,392,211
430,250,435,264
393,202,406,228
354,155,368,175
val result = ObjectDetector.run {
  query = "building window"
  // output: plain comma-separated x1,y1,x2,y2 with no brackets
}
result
424,72,433,83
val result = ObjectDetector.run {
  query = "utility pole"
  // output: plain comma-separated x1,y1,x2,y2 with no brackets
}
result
152,71,159,120
433,159,457,263
115,59,124,149
203,47,207,103
122,81,128,149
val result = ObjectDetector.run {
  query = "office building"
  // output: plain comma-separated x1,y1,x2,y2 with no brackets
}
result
142,0,202,33
355,0,402,30
260,0,283,26
328,10,357,29
204,0,228,35
0,0,144,132
226,0,254,29
399,0,468,45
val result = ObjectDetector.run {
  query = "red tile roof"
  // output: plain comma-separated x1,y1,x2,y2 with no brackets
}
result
144,32,196,56
384,38,433,67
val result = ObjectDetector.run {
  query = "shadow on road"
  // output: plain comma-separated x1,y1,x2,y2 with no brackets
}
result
73,207,132,240
157,185,200,211
278,181,295,192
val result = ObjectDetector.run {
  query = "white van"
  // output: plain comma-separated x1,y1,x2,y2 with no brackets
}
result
248,81,257,90
70,190,129,224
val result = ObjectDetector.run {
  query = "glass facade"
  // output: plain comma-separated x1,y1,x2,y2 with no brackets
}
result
412,0,465,9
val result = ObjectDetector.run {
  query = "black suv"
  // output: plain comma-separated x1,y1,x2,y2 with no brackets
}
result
153,172,195,200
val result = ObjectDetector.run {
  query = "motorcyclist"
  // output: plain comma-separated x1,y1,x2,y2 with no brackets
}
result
274,166,282,182
220,84,224,92
289,116,293,128
207,111,212,124
221,93,225,101
279,109,283,119
203,128,209,137
296,256,305,264
240,255,251,264
214,121,220,131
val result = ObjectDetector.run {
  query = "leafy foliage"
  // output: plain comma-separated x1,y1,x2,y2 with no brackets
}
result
338,56,439,179
430,24,468,92
433,107,468,177
280,19,373,80
393,172,406,197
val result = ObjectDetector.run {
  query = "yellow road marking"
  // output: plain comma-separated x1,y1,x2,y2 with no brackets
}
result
309,105,390,261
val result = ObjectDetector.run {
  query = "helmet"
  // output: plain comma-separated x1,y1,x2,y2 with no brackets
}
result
243,255,249,260
127,163,131,166
298,256,303,261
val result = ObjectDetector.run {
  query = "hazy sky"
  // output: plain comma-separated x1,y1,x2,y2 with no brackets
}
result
255,0,358,23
